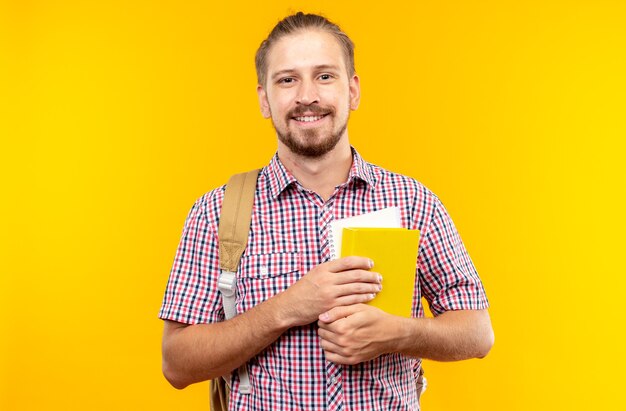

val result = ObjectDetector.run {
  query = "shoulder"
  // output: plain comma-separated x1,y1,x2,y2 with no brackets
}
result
189,168,269,231
185,184,226,233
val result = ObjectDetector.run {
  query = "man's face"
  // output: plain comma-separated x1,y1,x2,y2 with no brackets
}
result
257,30,360,158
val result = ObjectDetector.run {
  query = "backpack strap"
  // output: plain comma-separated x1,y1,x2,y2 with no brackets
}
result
216,169,260,395
219,170,260,273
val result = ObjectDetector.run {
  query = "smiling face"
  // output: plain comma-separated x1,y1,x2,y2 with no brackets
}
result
257,29,360,158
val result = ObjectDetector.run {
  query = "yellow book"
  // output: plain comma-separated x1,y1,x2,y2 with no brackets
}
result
341,228,420,318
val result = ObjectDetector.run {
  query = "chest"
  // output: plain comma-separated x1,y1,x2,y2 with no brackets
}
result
234,186,408,312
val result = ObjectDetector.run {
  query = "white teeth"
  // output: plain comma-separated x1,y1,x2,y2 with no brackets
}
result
295,115,324,122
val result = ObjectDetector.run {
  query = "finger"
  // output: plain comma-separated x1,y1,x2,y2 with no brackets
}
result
334,269,382,285
317,314,345,332
328,256,374,273
319,304,365,323
319,335,347,354
317,326,339,343
333,281,381,297
331,293,376,310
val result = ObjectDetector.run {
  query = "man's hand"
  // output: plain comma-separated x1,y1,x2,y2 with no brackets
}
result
276,257,382,328
318,307,495,365
317,303,397,365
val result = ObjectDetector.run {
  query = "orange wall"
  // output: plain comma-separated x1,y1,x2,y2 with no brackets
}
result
1,1,625,410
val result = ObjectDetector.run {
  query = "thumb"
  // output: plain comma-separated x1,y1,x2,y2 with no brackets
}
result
318,304,364,323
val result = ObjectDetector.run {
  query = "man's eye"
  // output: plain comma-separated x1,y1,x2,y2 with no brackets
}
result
319,74,333,80
279,77,294,84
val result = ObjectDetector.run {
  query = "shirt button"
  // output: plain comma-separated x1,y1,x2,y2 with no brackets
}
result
260,265,268,275
331,376,338,384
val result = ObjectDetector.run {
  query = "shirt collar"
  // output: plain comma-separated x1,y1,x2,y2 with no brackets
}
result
264,146,377,199
347,147,377,189
265,153,298,199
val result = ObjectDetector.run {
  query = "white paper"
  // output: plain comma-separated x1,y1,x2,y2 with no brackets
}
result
329,206,402,259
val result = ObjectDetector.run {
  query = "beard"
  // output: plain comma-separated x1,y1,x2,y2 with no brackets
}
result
272,104,349,158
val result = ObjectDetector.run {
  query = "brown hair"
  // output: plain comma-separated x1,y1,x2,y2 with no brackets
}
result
255,12,355,86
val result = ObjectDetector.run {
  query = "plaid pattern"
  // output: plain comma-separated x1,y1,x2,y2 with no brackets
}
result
159,148,489,410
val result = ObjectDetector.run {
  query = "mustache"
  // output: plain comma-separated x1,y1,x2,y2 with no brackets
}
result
287,105,334,118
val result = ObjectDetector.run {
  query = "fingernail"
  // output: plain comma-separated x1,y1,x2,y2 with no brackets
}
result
369,259,374,268
378,275,383,283
369,293,376,299
378,284,382,291
320,312,330,322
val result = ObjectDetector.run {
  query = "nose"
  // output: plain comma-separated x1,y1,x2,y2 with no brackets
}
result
296,79,319,105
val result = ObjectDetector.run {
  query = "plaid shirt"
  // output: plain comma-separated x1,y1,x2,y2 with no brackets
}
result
159,148,489,410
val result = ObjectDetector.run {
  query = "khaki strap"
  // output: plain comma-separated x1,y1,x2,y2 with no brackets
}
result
218,169,260,273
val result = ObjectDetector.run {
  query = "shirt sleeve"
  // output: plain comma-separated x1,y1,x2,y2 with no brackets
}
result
158,195,224,324
417,197,489,316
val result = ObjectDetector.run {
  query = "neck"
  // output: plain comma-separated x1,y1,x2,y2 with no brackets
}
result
277,137,353,202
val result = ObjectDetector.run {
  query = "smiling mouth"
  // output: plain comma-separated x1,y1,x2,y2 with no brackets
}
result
293,114,328,122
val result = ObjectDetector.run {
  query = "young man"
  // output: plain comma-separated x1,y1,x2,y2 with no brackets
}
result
160,12,493,410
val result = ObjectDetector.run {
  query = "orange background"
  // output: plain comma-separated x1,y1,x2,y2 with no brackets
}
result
1,1,625,410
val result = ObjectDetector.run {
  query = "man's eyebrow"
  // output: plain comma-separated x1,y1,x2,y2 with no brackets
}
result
270,65,342,80
312,64,341,72
270,69,295,80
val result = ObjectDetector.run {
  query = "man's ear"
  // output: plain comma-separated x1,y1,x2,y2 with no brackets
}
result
257,85,271,119
349,74,361,110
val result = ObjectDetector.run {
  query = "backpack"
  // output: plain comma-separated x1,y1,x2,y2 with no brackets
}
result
210,170,426,410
